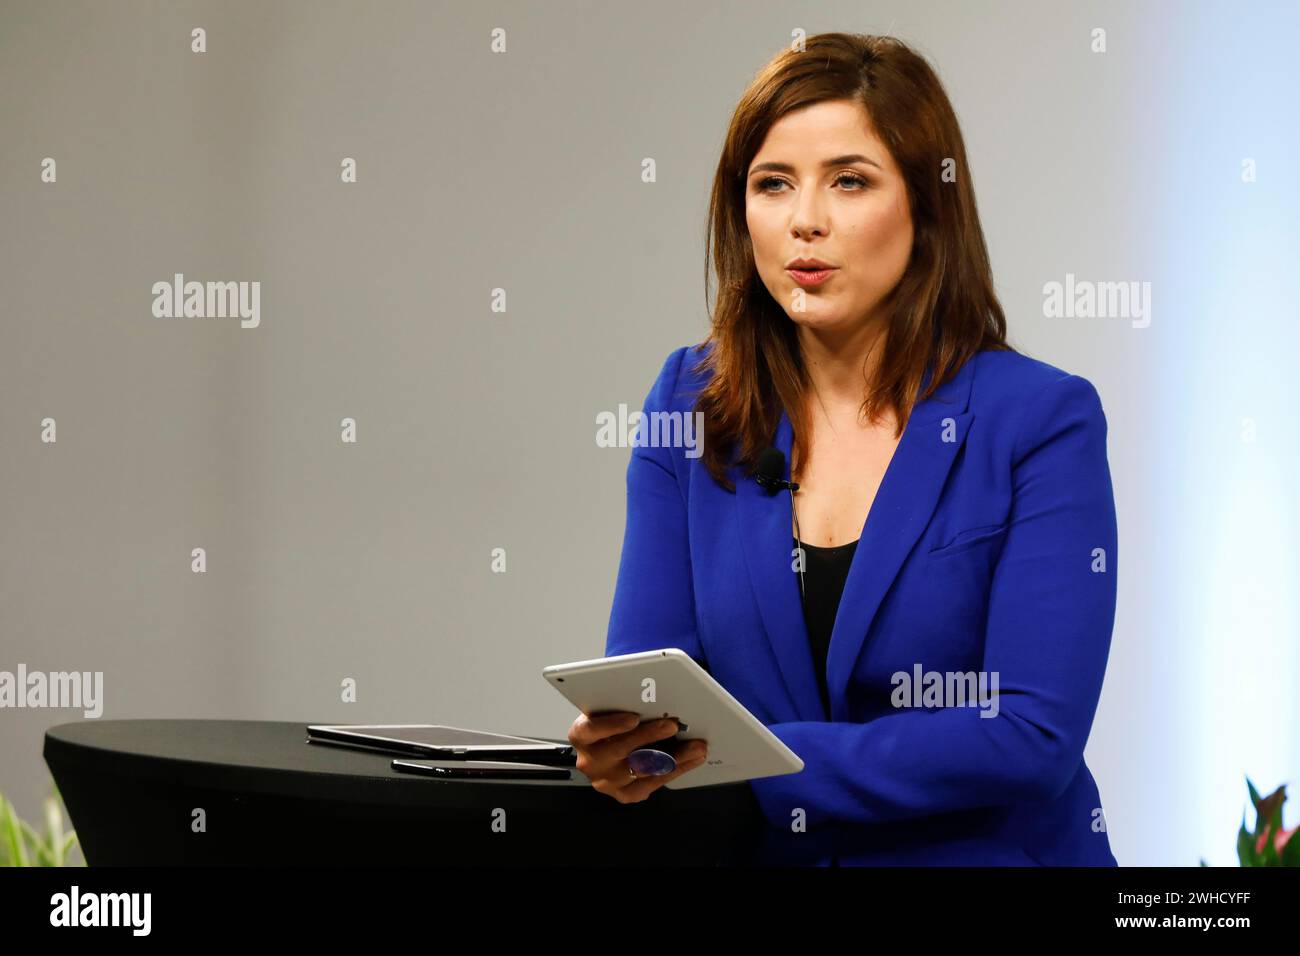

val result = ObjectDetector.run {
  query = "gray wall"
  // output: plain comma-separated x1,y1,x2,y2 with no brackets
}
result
3,0,1297,867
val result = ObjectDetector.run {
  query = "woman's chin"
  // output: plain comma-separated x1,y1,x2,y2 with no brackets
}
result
789,311,851,332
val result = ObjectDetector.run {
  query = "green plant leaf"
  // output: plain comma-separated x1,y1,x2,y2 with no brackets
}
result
1261,828,1280,867
0,789,84,868
1247,776,1262,810
1,796,31,868
44,796,65,867
17,818,54,867
61,832,83,866
1281,830,1300,867
1255,785,1285,833
1237,815,1255,867
0,805,9,865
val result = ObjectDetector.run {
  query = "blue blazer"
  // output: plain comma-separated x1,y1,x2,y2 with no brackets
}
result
605,342,1119,866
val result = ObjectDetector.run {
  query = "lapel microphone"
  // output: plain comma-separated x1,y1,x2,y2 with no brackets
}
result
755,447,799,493
755,447,806,601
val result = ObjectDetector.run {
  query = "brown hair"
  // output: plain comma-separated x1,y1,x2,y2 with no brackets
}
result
692,32,1012,492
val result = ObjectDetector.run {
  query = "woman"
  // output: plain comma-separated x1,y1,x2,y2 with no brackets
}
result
568,33,1118,866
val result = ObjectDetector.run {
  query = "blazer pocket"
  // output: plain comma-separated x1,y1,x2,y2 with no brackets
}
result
928,522,1009,557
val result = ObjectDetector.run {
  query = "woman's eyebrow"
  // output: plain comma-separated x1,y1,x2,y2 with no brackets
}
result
748,153,882,176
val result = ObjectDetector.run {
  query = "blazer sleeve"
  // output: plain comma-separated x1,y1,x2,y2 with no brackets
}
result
749,373,1118,827
604,346,709,670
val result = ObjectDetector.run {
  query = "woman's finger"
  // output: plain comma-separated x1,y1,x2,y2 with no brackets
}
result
592,717,682,762
568,711,640,748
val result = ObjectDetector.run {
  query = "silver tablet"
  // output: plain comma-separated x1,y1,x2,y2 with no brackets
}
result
305,723,574,763
542,648,803,789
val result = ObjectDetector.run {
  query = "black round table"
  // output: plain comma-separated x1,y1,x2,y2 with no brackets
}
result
43,719,766,865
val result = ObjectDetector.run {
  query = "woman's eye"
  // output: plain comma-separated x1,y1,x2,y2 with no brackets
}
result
755,173,869,193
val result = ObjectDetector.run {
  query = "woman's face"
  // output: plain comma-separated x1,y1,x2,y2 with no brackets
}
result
744,99,914,334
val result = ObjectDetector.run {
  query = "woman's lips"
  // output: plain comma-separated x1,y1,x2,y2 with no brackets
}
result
787,267,836,287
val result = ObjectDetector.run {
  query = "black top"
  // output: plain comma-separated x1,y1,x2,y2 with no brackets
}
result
796,535,859,716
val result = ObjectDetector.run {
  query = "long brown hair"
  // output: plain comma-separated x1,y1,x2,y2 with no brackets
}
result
692,32,1012,492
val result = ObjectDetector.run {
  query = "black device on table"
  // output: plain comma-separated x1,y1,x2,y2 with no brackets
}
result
391,758,573,780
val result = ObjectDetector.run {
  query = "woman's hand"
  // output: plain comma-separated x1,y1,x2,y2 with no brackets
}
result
567,711,709,803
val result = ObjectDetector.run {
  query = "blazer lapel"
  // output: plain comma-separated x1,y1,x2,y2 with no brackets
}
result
735,410,821,721
735,357,977,723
